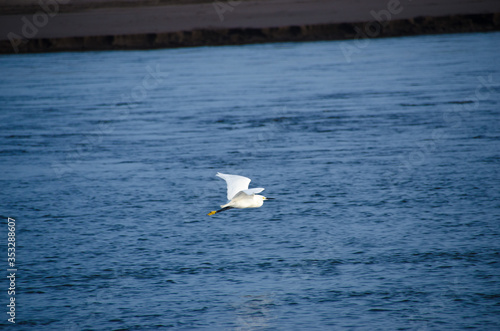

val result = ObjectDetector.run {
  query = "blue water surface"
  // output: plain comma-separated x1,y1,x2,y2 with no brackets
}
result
0,32,499,330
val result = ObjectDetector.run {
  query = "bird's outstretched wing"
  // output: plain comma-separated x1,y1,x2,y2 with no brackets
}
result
216,172,251,200
231,188,265,200
242,188,265,195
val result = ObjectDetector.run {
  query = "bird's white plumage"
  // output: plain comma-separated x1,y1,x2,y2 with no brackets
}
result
216,172,252,200
208,173,270,215
231,188,265,200
241,188,265,196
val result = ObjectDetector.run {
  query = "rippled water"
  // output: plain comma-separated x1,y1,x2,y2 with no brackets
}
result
1,32,499,330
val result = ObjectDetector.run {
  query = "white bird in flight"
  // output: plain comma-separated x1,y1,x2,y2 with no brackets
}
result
208,172,274,216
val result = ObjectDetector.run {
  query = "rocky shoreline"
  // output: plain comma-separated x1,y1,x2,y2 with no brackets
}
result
1,13,498,54
1,0,499,54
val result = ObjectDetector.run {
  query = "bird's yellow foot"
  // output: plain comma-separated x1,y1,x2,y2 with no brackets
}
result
207,211,217,216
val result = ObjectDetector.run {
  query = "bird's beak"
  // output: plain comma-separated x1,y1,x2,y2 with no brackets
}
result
264,197,275,200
